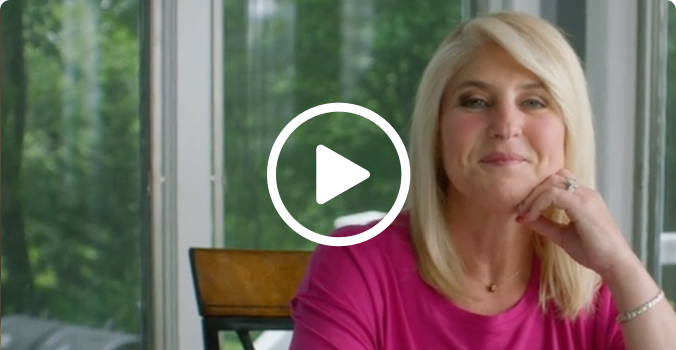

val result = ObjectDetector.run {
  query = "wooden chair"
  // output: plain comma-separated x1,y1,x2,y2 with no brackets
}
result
189,248,312,350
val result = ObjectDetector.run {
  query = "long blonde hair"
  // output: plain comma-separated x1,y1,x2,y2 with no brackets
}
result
408,11,601,319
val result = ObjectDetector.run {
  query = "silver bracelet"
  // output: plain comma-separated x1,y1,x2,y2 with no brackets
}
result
616,290,665,323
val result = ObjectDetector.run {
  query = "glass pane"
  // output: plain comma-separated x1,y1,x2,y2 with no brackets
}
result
223,0,463,253
1,0,145,348
664,4,676,308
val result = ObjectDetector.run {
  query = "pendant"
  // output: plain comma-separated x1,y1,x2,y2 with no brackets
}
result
488,284,498,293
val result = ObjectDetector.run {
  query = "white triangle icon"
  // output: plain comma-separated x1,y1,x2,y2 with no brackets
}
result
316,145,370,204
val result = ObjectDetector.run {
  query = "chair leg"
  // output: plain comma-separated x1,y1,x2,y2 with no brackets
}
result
236,330,256,350
202,320,221,350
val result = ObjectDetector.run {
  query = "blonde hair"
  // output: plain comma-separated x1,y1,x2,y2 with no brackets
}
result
408,11,601,319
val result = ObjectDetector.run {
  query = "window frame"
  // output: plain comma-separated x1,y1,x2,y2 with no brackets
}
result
147,0,223,349
632,0,669,281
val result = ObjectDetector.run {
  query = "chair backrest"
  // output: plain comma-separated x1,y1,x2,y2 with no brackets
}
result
189,248,312,318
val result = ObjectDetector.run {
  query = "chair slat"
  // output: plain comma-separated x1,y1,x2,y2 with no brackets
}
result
190,248,312,318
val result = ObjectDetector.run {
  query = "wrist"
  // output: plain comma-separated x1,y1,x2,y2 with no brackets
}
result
599,251,643,286
599,252,663,314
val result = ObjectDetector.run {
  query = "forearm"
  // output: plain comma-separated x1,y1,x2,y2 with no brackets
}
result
603,253,676,350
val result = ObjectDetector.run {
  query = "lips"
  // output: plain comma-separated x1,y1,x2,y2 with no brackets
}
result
480,152,527,164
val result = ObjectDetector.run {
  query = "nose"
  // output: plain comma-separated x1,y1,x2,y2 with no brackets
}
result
486,102,524,139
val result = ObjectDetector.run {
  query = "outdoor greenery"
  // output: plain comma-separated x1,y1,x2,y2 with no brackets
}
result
1,0,142,335
663,5,676,305
223,0,463,250
1,0,675,349
666,6,676,233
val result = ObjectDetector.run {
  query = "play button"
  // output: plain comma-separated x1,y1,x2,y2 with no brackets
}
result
316,145,370,204
267,103,410,246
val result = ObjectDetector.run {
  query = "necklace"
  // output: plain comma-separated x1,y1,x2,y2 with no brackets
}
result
473,269,522,293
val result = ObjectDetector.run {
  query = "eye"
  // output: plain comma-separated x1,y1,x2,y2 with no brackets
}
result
460,97,489,109
522,99,546,109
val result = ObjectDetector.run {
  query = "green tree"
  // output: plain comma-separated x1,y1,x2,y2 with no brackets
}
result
223,0,463,250
1,0,142,333
1,0,33,313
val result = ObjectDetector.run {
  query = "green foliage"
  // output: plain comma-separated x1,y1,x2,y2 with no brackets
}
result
663,5,676,313
666,6,676,233
223,0,463,250
1,0,142,332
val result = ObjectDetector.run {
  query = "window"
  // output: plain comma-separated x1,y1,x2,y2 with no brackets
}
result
664,4,676,307
223,0,463,250
1,0,146,348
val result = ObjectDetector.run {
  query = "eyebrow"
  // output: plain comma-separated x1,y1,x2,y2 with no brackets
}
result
454,80,545,91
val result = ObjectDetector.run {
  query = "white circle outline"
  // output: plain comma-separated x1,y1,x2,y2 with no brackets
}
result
267,103,410,246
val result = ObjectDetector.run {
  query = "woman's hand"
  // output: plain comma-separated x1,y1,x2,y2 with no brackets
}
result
516,168,635,279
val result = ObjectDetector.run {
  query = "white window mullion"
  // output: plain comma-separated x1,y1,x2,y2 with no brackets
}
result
176,0,215,348
150,0,179,348
585,0,639,247
662,233,676,265
150,0,220,348
212,0,225,248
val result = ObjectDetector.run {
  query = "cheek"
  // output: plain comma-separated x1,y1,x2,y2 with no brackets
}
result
440,115,485,160
528,118,566,167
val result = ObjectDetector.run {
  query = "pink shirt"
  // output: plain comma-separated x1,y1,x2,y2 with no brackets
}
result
289,213,626,350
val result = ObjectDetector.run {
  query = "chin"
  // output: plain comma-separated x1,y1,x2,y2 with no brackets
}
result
478,185,530,210
449,175,536,210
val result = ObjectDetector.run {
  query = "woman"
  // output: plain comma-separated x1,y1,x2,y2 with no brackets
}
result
289,12,676,349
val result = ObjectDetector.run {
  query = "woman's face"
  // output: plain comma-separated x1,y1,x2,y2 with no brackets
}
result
439,43,566,211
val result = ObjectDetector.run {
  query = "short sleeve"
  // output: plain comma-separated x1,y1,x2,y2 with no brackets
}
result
289,226,382,350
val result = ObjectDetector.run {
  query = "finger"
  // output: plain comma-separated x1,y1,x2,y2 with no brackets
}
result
518,174,559,215
521,215,568,246
556,168,577,181
518,174,568,215
557,169,584,195
525,186,576,222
